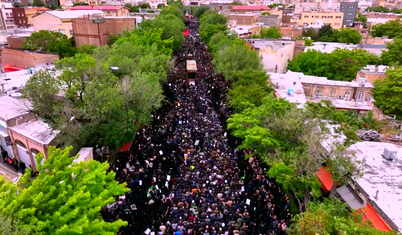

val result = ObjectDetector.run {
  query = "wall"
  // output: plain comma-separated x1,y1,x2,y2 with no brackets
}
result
280,26,303,38
301,11,344,29
210,3,232,12
303,84,372,102
294,1,341,14
259,42,295,73
294,39,305,58
6,36,27,49
258,15,280,27
228,14,258,25
32,13,62,32
72,17,136,47
1,3,16,29
25,8,48,26
1,48,59,68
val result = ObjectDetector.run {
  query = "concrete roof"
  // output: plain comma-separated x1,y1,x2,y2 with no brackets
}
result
244,39,294,51
9,120,59,145
0,95,31,122
361,65,389,73
186,60,197,72
348,141,402,232
43,10,104,19
305,42,387,56
232,5,270,10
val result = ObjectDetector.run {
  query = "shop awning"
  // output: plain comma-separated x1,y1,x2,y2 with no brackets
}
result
119,142,131,153
363,203,391,232
336,185,364,210
316,166,334,193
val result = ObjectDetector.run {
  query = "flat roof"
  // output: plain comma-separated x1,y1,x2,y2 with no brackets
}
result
0,95,31,122
186,60,197,72
9,120,59,145
348,141,402,232
232,5,270,10
43,10,104,19
244,39,294,51
70,5,125,11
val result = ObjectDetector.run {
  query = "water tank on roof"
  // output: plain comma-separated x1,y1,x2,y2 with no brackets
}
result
287,88,294,96
382,147,398,162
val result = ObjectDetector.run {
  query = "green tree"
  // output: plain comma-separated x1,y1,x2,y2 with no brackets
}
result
231,1,243,5
372,66,402,116
260,26,282,39
318,24,333,38
355,12,368,28
199,11,228,42
337,28,363,44
302,28,319,40
193,5,210,18
287,198,397,235
0,216,42,235
73,2,89,5
77,44,97,54
380,38,402,65
23,30,77,58
0,146,129,234
371,19,402,38
287,48,380,81
32,0,44,6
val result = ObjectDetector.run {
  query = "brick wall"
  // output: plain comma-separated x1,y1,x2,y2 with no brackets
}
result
1,48,59,68
6,36,27,49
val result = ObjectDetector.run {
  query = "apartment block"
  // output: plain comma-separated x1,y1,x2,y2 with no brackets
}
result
69,6,130,16
356,65,388,84
228,13,259,26
300,11,344,29
340,2,357,27
0,3,16,30
72,15,136,47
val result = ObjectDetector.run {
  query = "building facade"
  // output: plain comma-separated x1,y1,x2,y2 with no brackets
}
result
72,16,136,47
340,2,358,28
69,5,130,16
231,5,270,13
0,3,16,30
228,13,259,26
12,8,28,28
299,11,344,29
1,48,59,68
24,8,49,26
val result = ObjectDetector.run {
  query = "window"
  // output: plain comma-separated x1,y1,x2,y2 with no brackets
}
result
5,13,8,17
357,91,365,101
17,13,20,17
58,29,66,34
304,15,309,18
348,5,354,8
334,23,340,26
69,30,74,36
361,30,367,33
346,19,352,22
315,15,319,18
344,90,351,100
19,19,21,24
316,88,323,96
336,16,342,18
106,11,111,14
328,16,333,18
347,12,353,15
330,89,337,97
322,16,327,18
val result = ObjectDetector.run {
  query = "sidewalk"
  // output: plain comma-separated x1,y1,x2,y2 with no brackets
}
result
0,162,20,182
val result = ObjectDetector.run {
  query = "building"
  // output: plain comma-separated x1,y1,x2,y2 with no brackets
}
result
228,25,262,38
72,15,136,47
304,42,387,56
299,10,344,29
0,3,17,30
269,71,375,113
280,26,303,38
32,10,104,37
147,0,167,9
1,48,59,68
6,35,28,49
228,13,259,25
12,8,29,28
24,7,49,26
245,39,295,73
340,2,358,28
258,14,281,27
69,6,130,16
209,2,232,12
0,94,60,173
356,65,388,84
231,5,270,14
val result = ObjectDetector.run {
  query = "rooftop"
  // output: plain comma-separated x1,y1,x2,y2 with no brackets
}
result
348,141,402,232
232,5,270,11
361,65,389,73
186,60,197,72
70,5,125,11
244,38,294,51
0,95,31,122
305,42,387,56
229,25,260,36
42,10,104,19
10,120,59,145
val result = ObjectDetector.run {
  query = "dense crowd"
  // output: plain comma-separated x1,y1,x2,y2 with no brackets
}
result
101,19,293,235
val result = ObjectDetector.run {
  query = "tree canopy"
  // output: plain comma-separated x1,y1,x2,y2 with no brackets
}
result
0,146,129,234
252,26,282,39
199,10,228,42
372,66,402,116
380,38,402,65
23,28,172,151
287,48,380,81
313,25,362,44
371,20,402,39
23,30,77,58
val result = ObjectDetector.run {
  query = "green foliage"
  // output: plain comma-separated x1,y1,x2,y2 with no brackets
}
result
380,38,402,65
23,26,171,150
315,25,362,44
193,5,210,18
355,12,368,28
124,3,139,12
371,19,402,38
23,30,77,58
302,28,319,40
231,1,243,5
199,10,228,42
0,216,41,235
73,2,89,5
367,6,402,14
287,48,380,81
287,198,398,235
337,28,363,44
268,3,285,8
32,0,44,6
261,12,270,16
372,66,402,116
0,146,129,234
13,1,21,7
77,44,97,54
318,24,333,38
259,26,282,39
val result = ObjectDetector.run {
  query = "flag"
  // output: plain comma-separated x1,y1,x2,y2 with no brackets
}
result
147,185,155,198
183,29,189,36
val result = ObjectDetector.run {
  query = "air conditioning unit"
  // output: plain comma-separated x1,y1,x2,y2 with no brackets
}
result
382,148,398,161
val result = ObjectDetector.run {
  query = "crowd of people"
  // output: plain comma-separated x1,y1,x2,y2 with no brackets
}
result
101,19,293,235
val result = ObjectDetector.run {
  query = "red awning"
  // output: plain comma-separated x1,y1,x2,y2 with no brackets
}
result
316,166,334,193
119,142,131,153
363,203,391,232
3,64,24,73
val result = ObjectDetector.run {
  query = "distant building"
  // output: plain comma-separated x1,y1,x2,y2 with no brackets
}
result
0,3,17,30
228,25,263,38
6,35,28,49
24,7,49,26
258,14,281,27
304,42,387,56
269,70,375,113
356,65,388,84
32,10,104,38
12,8,29,28
245,39,296,73
298,11,344,29
72,15,136,47
69,6,130,16
340,2,358,28
228,13,259,26
231,5,270,13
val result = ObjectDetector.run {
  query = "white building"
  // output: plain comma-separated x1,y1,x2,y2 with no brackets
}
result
0,3,16,30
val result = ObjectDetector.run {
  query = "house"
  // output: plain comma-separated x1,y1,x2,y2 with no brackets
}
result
340,2,358,28
1,48,59,69
244,39,296,73
31,10,104,37
356,65,388,84
0,94,59,173
228,13,259,26
72,15,136,47
228,25,263,38
23,7,49,26
298,10,344,30
69,6,130,16
304,42,387,56
269,70,375,114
